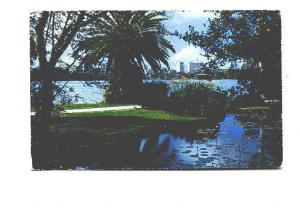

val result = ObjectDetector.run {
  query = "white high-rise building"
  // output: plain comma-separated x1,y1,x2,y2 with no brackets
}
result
189,62,205,74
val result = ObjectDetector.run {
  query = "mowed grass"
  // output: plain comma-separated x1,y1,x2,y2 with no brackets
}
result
65,109,203,122
51,109,204,139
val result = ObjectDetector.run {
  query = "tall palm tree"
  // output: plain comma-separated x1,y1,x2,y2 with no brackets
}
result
76,11,175,102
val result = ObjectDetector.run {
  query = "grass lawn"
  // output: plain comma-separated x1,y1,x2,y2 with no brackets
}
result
35,103,280,143
48,109,205,141
66,109,202,121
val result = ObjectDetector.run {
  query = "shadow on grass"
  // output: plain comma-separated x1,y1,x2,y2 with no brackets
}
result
31,110,228,170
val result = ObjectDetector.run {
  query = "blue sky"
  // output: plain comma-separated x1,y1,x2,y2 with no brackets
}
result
164,11,215,71
55,11,216,72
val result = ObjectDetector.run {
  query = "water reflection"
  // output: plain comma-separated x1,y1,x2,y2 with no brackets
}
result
135,113,281,169
50,112,281,169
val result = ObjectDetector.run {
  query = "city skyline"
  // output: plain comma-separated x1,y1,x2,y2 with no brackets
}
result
177,60,205,73
165,11,212,71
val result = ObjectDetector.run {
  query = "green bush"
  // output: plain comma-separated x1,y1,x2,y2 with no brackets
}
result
138,82,169,109
232,93,265,107
166,82,229,117
104,83,142,104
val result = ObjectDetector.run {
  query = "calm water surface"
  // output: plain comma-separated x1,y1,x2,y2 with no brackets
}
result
134,113,281,169
50,111,281,170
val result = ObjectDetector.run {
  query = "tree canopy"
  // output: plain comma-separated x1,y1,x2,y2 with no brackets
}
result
178,10,281,99
75,11,175,102
30,11,105,134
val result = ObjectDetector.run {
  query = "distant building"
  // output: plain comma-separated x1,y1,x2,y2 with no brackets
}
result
189,62,205,74
195,73,209,80
180,62,184,73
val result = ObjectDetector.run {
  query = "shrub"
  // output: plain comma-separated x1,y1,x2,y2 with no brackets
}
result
166,82,229,117
104,82,142,104
232,93,264,107
138,82,169,109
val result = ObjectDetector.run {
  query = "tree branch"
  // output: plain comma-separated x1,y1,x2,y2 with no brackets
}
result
49,12,86,68
35,11,50,68
51,13,55,53
53,81,69,98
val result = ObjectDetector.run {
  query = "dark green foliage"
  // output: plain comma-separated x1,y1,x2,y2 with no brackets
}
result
104,63,144,103
178,10,281,100
30,11,95,135
138,83,169,109
104,83,140,104
166,82,228,117
76,11,175,103
232,94,265,108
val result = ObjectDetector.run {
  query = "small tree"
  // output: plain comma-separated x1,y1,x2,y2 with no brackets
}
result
30,11,103,134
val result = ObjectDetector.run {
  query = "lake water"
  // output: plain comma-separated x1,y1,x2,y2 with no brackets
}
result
47,111,281,169
56,79,242,104
133,113,282,169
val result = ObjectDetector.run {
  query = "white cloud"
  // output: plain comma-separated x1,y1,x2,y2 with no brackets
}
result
171,10,216,25
169,45,208,72
175,10,215,19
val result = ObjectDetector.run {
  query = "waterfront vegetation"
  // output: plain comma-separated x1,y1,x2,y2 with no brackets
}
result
30,11,282,169
32,90,278,148
31,68,281,170
166,82,228,116
55,105,274,139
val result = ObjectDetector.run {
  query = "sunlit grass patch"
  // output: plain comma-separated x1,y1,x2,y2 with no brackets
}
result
65,109,204,122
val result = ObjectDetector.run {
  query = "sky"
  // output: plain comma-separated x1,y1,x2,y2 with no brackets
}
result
38,11,216,72
164,11,215,72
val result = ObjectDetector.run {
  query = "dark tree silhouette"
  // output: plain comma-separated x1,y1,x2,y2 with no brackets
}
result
30,11,104,134
75,11,175,103
178,10,281,100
